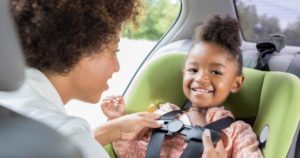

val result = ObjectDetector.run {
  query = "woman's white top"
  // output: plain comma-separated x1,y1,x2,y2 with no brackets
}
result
0,68,109,158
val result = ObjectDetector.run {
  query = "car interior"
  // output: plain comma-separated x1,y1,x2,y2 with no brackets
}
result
0,1,82,158
105,0,300,157
1,0,299,157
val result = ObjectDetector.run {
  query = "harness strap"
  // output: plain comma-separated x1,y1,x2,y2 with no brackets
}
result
160,110,182,120
180,140,204,158
145,131,165,158
145,110,234,158
205,117,235,131
145,110,182,158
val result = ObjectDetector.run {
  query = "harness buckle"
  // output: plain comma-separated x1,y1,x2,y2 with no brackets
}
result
160,120,184,136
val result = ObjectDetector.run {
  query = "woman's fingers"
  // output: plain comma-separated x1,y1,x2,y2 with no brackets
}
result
138,112,163,128
138,112,161,119
215,140,227,157
202,129,214,150
202,129,227,158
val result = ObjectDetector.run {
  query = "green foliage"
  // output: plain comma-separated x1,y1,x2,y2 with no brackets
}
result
122,0,180,41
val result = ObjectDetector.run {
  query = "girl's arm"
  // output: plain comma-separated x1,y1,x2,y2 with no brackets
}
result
230,121,263,158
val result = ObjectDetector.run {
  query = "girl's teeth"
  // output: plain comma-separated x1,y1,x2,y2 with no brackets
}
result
194,88,211,93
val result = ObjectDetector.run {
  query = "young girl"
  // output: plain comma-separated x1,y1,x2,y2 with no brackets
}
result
101,15,263,158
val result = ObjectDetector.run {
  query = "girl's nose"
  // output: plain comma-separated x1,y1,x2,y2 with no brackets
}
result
195,71,209,83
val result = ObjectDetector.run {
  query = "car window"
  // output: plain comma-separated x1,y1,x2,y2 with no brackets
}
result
235,0,300,46
65,0,181,129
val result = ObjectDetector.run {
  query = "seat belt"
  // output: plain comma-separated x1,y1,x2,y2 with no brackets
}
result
254,42,276,71
145,110,234,158
254,34,286,71
254,49,273,71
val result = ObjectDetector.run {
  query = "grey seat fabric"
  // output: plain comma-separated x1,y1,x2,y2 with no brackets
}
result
287,121,300,158
287,53,300,78
0,1,82,158
242,50,296,72
0,105,83,158
0,0,25,91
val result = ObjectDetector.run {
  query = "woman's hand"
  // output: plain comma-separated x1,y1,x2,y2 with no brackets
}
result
115,112,163,140
101,95,126,120
95,112,163,145
202,129,227,158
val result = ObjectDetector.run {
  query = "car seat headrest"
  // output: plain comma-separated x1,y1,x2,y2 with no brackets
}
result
0,1,25,91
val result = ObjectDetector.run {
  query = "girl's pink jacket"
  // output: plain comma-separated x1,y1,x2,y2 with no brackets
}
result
113,103,263,158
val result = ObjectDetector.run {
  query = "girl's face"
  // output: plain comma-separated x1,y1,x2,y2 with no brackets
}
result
183,42,244,108
68,40,120,103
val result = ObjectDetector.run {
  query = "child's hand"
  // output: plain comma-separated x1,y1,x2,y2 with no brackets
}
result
101,95,126,120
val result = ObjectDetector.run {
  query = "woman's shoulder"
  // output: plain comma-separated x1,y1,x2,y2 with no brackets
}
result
57,115,93,135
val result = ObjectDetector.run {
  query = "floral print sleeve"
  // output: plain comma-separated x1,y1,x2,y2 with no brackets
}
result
206,107,263,158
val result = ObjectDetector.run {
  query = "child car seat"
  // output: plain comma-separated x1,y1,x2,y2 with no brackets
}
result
105,52,300,158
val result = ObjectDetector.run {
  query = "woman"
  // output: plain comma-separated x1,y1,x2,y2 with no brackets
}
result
0,0,162,158
0,0,225,157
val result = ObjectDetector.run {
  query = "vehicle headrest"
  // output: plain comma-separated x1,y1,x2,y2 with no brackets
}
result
0,1,25,91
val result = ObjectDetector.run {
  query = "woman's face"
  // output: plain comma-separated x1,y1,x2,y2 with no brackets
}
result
182,42,244,108
69,40,120,103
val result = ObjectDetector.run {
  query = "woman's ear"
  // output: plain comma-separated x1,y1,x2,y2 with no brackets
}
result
230,75,244,93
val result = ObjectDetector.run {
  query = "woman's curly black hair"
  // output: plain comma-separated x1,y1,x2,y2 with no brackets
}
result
194,15,243,74
10,0,141,73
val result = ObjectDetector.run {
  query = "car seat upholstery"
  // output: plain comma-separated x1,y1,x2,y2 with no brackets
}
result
0,1,82,158
105,52,300,158
0,0,25,91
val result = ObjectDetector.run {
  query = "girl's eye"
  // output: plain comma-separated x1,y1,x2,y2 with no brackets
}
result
211,70,223,75
187,68,197,73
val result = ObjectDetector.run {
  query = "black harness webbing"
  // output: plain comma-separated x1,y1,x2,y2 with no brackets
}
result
145,110,234,158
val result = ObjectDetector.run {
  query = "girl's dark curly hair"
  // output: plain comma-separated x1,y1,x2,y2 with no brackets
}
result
10,0,141,73
194,15,243,74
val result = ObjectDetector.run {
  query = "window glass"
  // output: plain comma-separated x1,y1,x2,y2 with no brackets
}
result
235,0,300,46
66,0,180,129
